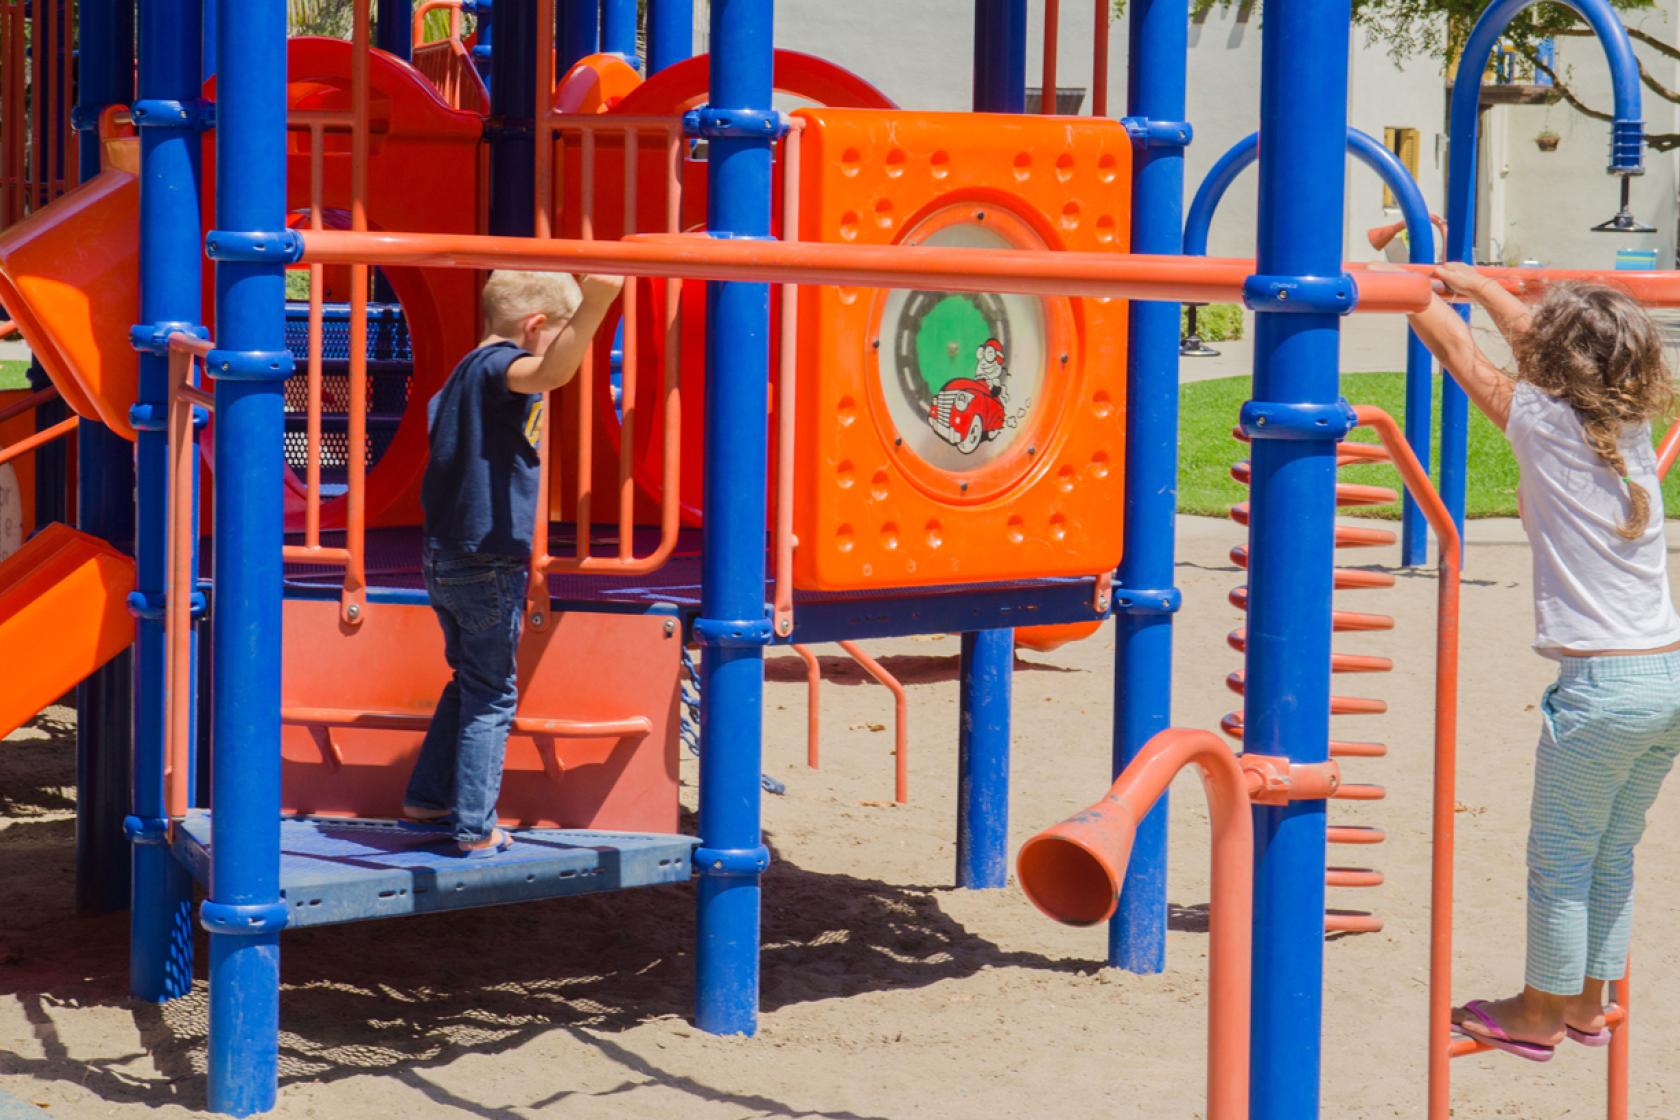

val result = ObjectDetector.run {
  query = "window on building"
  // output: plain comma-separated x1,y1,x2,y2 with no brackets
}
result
1383,127,1420,210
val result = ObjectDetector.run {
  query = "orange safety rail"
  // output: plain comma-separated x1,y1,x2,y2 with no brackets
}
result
411,1,488,116
300,232,1438,311
1038,0,1112,116
164,330,213,820
0,0,76,226
412,0,463,45
271,10,374,627
790,640,910,803
1224,432,1395,934
0,388,73,467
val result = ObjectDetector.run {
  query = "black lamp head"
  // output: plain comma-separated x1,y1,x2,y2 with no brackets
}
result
1593,176,1658,234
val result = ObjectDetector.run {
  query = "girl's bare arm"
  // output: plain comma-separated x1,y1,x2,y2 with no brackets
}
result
1407,292,1515,430
1435,260,1534,344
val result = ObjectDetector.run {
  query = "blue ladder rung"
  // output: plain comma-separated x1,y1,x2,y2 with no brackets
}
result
170,809,696,929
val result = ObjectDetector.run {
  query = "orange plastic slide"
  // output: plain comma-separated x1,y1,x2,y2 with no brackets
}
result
0,523,135,740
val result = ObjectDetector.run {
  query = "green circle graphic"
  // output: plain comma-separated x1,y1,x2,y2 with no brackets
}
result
912,295,991,397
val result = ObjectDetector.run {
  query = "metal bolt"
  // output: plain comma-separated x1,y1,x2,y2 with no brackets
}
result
894,436,903,447
1256,415,1267,427
1060,353,1069,364
975,210,987,221
346,602,361,620
777,617,792,635
960,481,969,493
1277,289,1289,301
663,619,676,637
1027,446,1037,456
871,338,880,349
531,612,546,627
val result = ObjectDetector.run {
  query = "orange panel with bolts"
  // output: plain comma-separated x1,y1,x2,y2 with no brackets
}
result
0,522,135,740
279,599,681,833
791,108,1131,590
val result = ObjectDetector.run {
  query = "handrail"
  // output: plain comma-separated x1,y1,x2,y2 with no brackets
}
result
1349,406,1463,1118
838,640,909,804
412,0,464,46
0,319,18,340
0,412,75,467
0,383,59,425
164,330,212,820
771,118,805,637
281,706,653,739
299,231,1438,310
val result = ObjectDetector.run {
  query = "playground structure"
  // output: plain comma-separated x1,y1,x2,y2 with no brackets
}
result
0,0,1679,1117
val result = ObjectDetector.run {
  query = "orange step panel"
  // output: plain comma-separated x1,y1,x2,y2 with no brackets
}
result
0,522,135,739
280,599,681,833
791,107,1132,590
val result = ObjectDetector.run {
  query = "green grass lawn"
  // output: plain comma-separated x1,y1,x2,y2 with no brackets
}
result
1179,371,1680,519
0,361,29,391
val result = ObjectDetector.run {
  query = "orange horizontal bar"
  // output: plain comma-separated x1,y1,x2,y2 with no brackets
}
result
281,545,351,565
281,705,652,738
0,319,17,340
300,230,1433,311
1419,263,1680,309
177,385,215,412
0,414,76,467
0,384,59,425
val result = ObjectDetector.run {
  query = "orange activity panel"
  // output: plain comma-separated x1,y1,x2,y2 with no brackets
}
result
792,108,1131,590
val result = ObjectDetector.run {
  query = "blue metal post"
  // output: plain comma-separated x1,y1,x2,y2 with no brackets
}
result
952,0,1025,890
647,0,692,75
557,0,600,71
601,0,638,67
692,0,774,1036
1244,0,1350,1114
1183,128,1437,567
72,0,137,917
1444,0,1644,550
127,0,202,1005
489,0,536,238
1106,0,1188,972
203,0,292,1111
377,0,413,60
202,0,216,77
471,0,493,82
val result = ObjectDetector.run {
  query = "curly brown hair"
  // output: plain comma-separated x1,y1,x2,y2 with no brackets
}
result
1511,282,1675,541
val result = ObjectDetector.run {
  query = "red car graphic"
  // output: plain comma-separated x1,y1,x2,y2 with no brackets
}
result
927,378,1006,454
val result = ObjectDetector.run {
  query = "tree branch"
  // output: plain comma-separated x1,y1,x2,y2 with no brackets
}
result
1557,22,1680,66
1523,49,1680,151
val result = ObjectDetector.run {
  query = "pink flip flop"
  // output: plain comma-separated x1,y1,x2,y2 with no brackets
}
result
1454,1000,1556,1063
1565,1023,1612,1047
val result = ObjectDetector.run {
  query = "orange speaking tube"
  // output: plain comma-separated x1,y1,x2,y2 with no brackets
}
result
1017,728,1252,1120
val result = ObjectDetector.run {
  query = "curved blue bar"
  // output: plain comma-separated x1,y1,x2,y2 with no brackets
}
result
1184,126,1439,565
647,0,694,74
693,0,775,1037
1108,0,1189,974
1245,0,1349,1112
207,0,291,1111
1443,0,1646,549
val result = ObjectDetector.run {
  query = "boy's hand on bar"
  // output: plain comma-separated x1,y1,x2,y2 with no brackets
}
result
580,274,626,302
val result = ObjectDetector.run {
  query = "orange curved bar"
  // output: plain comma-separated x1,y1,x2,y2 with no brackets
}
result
792,644,822,769
1658,419,1680,480
412,0,462,46
1017,728,1251,1120
839,640,909,804
1352,406,1461,1120
0,413,75,468
299,229,1436,311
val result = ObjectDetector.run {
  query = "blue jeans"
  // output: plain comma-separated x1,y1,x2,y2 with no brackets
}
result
404,545,528,844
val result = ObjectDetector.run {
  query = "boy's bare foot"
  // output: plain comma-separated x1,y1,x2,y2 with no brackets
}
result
1452,992,1565,1048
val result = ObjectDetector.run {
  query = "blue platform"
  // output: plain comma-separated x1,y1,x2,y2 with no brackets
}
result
170,811,696,928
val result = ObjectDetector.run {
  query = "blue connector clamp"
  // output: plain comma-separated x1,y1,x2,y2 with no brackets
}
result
1240,398,1358,442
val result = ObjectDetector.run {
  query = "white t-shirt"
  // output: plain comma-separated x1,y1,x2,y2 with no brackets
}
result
1506,381,1680,657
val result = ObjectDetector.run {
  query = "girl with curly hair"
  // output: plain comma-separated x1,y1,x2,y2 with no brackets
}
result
1406,263,1680,1062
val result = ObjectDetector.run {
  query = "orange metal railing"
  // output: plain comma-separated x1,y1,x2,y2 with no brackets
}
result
791,641,910,804
1036,0,1111,116
412,0,464,46
0,384,73,468
0,0,76,227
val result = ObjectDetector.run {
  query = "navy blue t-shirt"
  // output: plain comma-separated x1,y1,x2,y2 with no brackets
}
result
421,341,544,558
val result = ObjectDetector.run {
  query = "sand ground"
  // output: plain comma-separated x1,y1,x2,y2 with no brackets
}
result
4,514,1680,1119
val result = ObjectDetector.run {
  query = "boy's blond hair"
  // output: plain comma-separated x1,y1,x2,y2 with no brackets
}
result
482,269,584,337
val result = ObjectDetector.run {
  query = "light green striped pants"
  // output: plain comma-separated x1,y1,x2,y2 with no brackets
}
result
1527,651,1680,994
